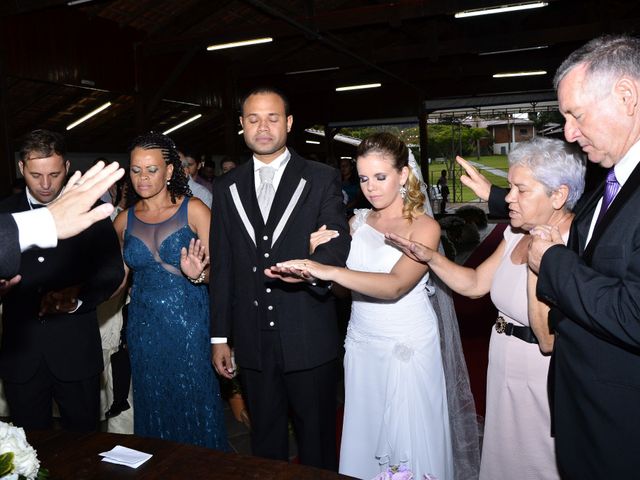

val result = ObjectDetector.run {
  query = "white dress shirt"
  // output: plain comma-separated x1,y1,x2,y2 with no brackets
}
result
211,149,291,346
586,140,640,245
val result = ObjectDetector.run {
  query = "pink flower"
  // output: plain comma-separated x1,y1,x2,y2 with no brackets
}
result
391,470,413,480
371,465,416,480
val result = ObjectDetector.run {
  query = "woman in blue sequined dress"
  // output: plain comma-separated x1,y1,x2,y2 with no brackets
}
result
113,132,228,450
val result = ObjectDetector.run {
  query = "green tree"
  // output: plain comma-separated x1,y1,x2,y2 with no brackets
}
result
469,127,490,160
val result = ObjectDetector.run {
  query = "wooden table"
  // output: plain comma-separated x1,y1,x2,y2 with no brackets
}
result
28,431,356,479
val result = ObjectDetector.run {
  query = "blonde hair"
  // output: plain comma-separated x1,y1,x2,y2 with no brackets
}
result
357,132,425,222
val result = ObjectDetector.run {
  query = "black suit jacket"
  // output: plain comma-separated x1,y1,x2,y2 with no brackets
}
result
0,214,20,278
537,161,640,478
0,193,124,383
210,151,350,372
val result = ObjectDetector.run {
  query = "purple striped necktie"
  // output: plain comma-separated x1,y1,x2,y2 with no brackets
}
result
596,168,620,225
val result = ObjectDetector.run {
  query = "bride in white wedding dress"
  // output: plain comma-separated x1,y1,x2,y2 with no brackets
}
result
274,133,474,480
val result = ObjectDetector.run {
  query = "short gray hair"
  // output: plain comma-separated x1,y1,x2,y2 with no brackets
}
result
508,137,586,210
553,35,640,92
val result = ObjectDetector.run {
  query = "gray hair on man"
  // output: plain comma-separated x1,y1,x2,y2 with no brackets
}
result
508,137,586,210
553,35,640,93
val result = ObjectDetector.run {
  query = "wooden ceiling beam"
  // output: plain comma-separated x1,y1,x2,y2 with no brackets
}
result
142,0,454,54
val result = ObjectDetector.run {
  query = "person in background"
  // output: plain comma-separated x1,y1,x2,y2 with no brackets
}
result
221,158,237,174
178,151,212,207
183,153,214,192
437,169,449,214
0,129,124,431
198,159,216,188
339,157,360,217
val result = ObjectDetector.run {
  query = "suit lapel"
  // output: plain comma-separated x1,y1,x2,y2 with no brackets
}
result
266,153,310,250
228,164,261,247
569,185,603,254
583,161,640,260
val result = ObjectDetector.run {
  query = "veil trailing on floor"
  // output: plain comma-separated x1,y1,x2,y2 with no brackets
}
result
409,151,481,480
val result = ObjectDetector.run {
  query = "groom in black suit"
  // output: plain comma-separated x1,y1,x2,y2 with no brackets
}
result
210,87,350,469
0,130,124,431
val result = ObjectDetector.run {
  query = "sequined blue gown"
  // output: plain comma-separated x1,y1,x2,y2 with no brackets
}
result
123,197,228,450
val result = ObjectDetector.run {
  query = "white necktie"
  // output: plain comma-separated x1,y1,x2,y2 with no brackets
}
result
257,166,276,222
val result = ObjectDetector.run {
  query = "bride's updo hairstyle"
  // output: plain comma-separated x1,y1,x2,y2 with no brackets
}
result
356,132,426,221
128,131,191,204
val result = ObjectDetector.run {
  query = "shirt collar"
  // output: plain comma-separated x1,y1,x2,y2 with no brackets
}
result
614,139,640,187
25,187,62,208
253,148,290,173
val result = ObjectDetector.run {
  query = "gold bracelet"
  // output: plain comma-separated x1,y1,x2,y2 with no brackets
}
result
188,270,206,284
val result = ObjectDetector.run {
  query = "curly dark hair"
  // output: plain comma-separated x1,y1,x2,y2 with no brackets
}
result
127,132,191,204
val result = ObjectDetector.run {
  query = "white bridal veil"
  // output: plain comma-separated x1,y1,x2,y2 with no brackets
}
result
408,150,481,480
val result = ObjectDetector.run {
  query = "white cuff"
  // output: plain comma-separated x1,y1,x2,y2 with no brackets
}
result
12,209,57,252
210,337,228,344
69,299,83,313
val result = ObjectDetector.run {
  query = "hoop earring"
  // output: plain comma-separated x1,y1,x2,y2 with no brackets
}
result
399,185,407,200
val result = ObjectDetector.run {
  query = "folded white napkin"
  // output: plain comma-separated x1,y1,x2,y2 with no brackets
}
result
99,445,152,469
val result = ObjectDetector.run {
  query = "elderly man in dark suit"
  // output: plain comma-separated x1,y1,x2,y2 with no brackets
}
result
0,130,124,431
210,87,350,470
526,35,640,479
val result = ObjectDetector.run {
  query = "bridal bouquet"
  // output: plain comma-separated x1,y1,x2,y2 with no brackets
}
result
371,465,438,480
0,421,47,480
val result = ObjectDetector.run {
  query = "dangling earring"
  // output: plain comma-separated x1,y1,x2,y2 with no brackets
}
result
399,185,407,200
166,179,171,186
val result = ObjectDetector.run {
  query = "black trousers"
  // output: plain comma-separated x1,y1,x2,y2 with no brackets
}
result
241,330,338,471
3,360,100,432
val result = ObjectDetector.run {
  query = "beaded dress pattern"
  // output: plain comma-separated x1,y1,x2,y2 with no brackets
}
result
123,197,227,449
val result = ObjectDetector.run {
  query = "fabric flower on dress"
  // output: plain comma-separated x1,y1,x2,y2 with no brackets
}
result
392,342,414,362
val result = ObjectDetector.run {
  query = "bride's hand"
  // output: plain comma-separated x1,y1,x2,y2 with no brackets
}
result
180,238,210,280
309,224,339,254
272,259,334,282
385,232,435,264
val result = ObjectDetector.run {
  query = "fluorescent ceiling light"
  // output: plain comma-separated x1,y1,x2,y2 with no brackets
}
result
493,70,547,78
207,37,272,51
479,45,548,56
286,66,340,75
306,140,321,144
336,83,382,92
455,2,548,18
67,0,94,5
163,114,202,135
340,156,352,159
66,101,111,130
